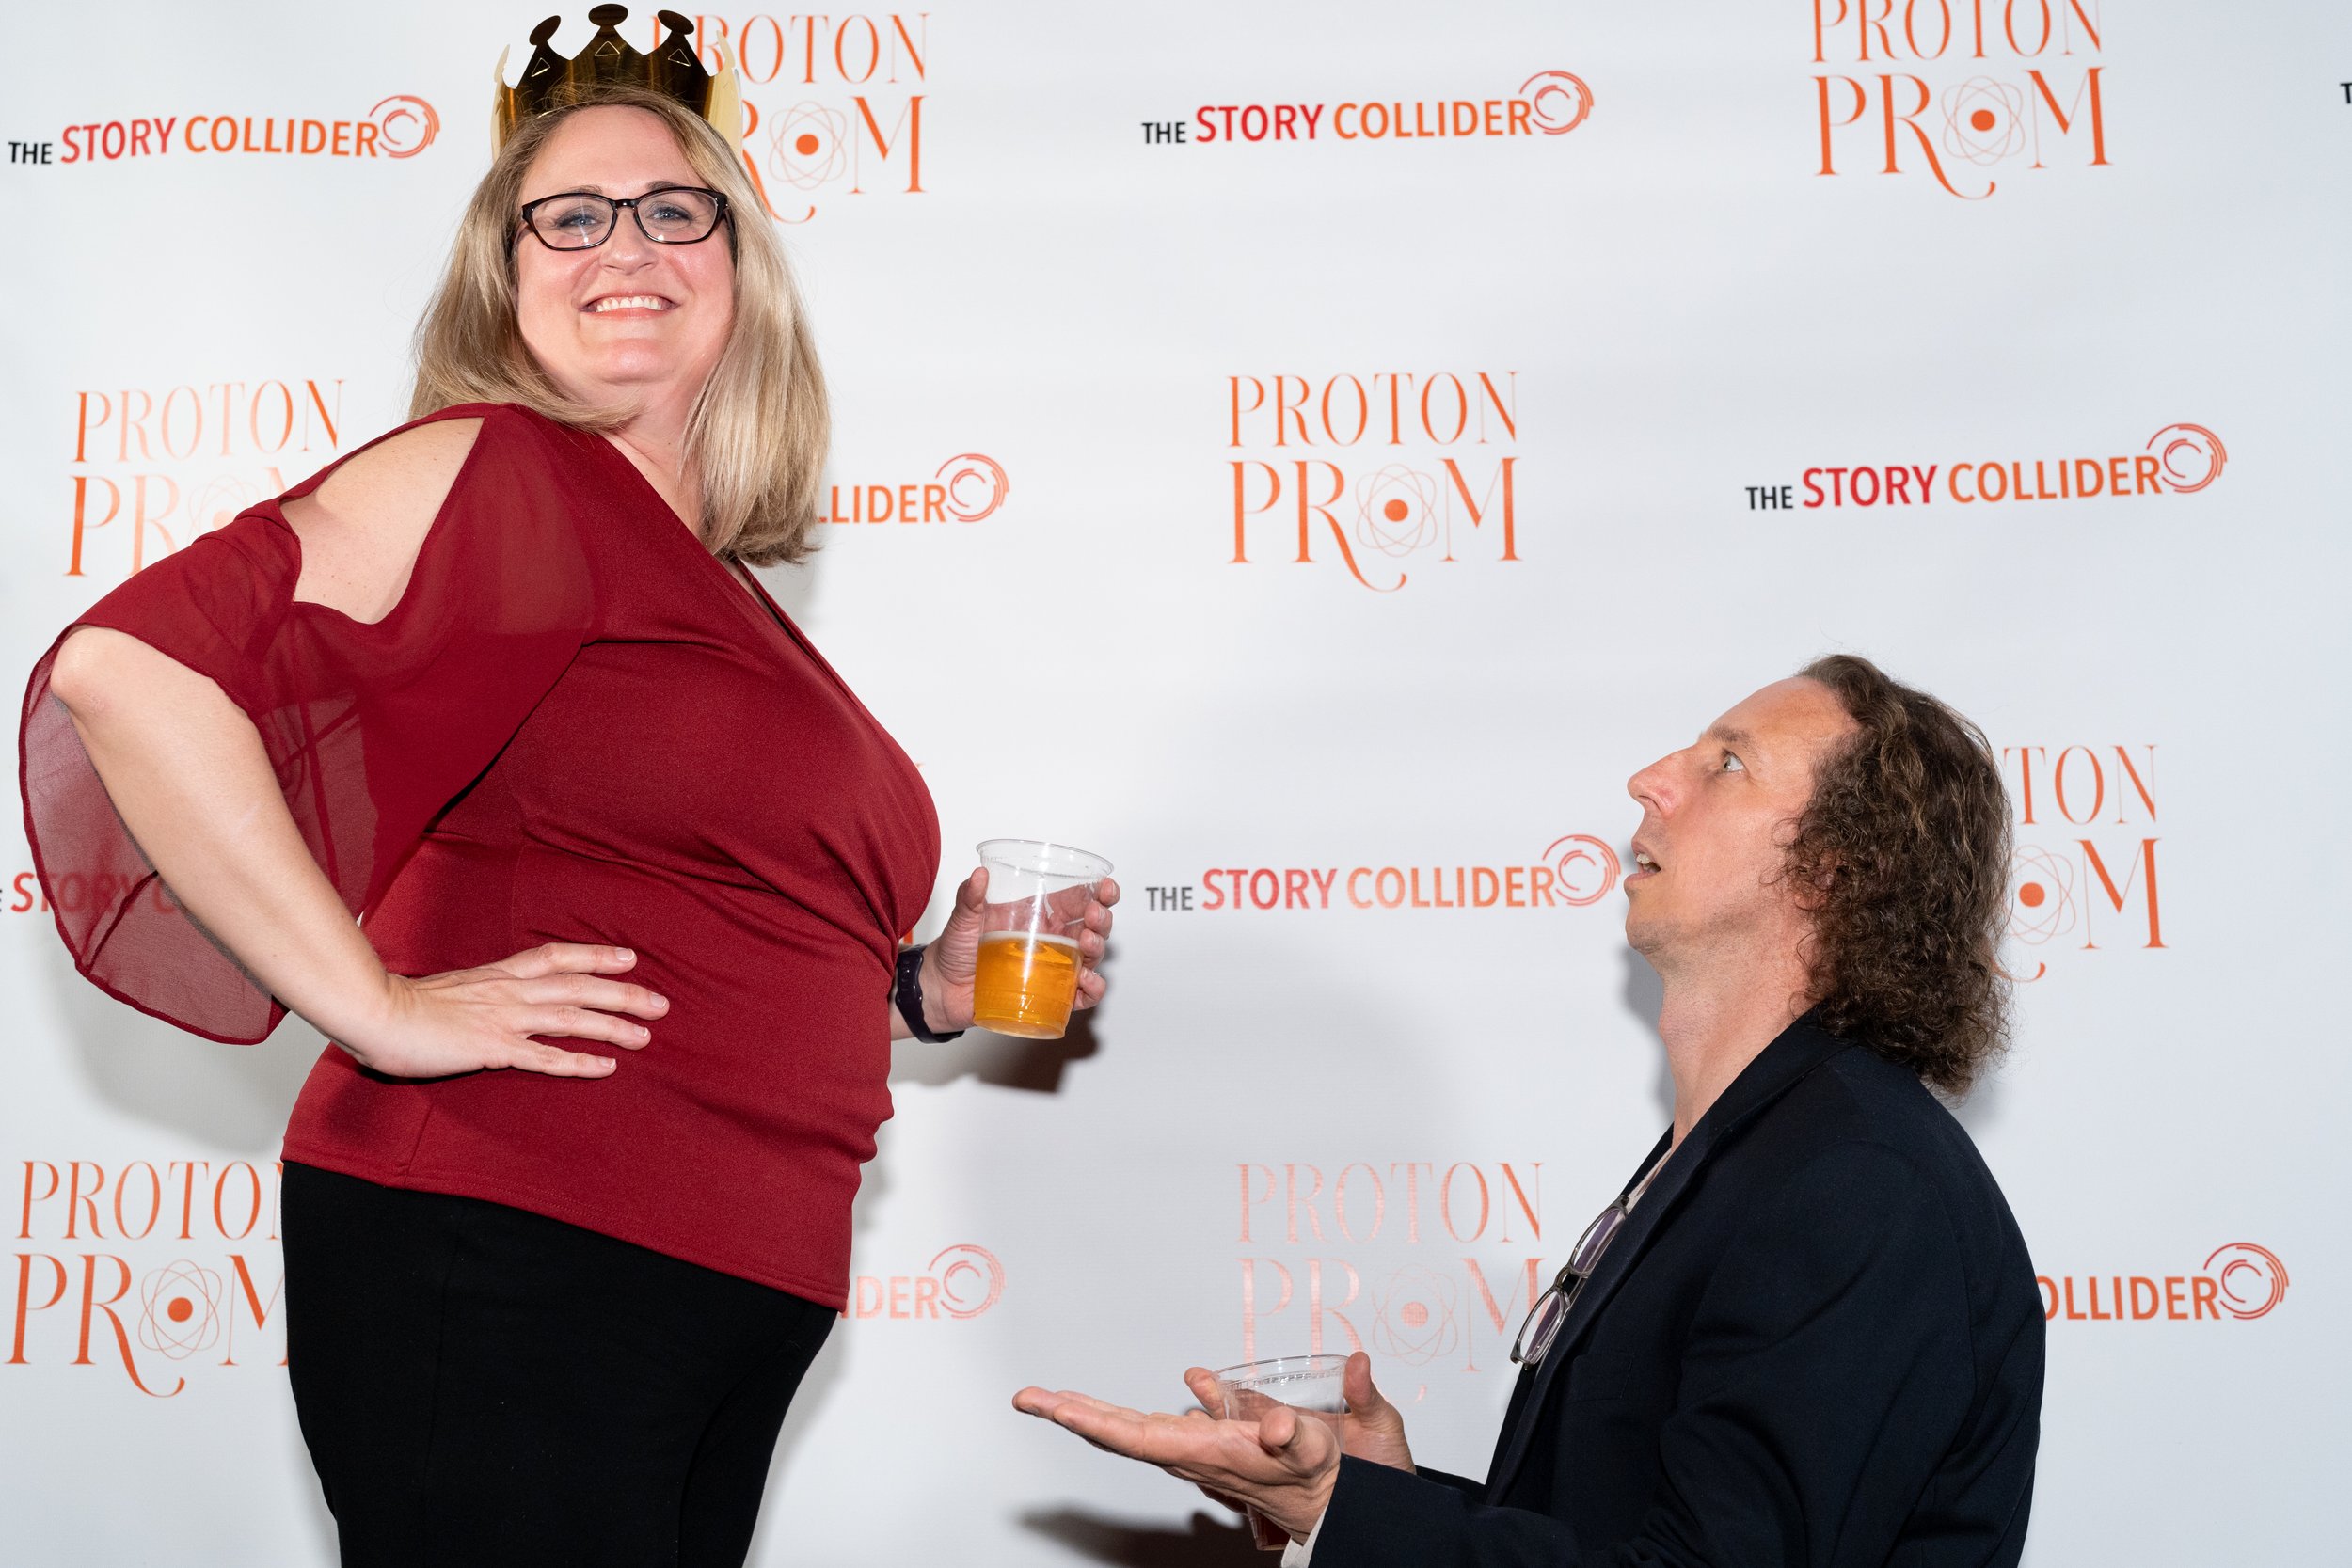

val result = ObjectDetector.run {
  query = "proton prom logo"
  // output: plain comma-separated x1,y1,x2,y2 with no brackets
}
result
2000,742,2164,981
1228,371,1524,592
1811,0,2107,198
667,12,927,222
1237,1159,1550,1384
1140,71,1592,147
9,1157,287,1399
66,379,349,582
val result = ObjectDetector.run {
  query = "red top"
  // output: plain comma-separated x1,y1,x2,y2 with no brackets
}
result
18,403,939,1307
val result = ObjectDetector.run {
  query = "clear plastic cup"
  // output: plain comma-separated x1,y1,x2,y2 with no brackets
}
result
971,839,1112,1039
1213,1354,1348,1550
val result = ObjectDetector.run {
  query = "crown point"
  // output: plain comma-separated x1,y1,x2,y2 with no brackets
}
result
658,8,694,32
529,16,562,44
587,4,628,24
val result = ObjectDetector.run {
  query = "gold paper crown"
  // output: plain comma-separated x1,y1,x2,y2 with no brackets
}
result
493,6,743,151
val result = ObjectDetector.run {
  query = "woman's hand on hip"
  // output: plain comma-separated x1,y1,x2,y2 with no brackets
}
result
339,943,669,1079
918,868,1121,1035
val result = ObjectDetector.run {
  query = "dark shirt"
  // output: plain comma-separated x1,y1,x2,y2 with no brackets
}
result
1313,1015,2043,1567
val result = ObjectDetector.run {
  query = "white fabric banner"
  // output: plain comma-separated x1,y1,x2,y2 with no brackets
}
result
3,1,2342,1561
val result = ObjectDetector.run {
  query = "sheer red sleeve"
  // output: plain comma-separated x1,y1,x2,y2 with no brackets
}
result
15,404,596,1044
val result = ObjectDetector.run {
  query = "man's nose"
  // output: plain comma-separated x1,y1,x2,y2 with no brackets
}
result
1627,754,1674,809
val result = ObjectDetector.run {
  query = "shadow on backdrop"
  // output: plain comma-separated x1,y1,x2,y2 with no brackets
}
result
1021,1506,1263,1566
890,999,1104,1094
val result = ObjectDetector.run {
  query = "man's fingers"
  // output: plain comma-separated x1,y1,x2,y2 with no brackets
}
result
1010,1386,1060,1417
1184,1366,1225,1416
1343,1351,1391,1415
1257,1402,1298,1451
1012,1386,1131,1422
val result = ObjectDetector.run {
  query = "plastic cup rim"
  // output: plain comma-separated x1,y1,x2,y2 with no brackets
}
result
1210,1353,1352,1386
975,837,1113,879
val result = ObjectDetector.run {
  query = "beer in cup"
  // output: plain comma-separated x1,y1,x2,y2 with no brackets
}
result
971,839,1112,1039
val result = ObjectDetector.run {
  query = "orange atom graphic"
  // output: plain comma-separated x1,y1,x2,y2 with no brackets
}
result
1355,466,1439,557
769,103,849,191
2007,847,2075,947
1372,1266,1459,1366
1941,79,2026,167
137,1260,223,1360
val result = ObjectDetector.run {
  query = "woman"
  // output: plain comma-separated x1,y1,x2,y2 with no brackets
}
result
20,71,1114,1566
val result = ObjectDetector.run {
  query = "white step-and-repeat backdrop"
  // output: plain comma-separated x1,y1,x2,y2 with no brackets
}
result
4,2,2344,1561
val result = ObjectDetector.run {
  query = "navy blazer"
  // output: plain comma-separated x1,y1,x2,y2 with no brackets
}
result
1311,1016,2043,1567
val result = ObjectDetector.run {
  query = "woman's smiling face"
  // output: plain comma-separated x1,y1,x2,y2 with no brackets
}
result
512,105,736,409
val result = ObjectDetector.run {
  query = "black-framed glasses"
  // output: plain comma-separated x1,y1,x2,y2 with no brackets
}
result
1509,1194,1632,1368
516,185,731,250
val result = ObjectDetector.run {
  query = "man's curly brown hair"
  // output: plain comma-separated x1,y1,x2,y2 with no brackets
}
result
1786,655,2011,1097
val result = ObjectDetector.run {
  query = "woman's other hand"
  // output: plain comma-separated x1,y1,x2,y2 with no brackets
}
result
919,868,1121,1035
340,943,670,1079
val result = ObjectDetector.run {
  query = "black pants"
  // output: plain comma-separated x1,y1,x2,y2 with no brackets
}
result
282,1162,835,1568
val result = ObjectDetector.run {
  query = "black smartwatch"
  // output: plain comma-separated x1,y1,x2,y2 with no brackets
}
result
894,943,963,1042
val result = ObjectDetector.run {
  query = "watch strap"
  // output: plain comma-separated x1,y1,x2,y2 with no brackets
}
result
895,943,964,1042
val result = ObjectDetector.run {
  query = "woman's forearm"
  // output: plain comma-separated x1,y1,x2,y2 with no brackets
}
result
46,626,397,1049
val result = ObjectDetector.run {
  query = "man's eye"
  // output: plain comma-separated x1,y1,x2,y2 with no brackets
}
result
1722,752,1744,772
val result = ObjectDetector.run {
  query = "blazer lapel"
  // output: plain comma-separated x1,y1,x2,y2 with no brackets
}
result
1482,1018,1853,1502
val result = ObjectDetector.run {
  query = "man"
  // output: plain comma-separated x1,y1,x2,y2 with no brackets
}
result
1015,656,2044,1567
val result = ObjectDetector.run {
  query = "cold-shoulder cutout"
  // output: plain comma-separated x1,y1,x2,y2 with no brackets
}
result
19,402,597,1043
284,415,485,625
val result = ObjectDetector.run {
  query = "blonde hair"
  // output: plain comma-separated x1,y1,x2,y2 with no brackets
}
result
409,81,827,564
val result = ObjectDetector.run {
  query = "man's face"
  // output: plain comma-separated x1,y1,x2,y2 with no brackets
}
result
1622,677,1857,970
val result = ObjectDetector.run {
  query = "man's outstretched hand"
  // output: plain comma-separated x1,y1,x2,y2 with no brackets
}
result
1012,1352,1414,1544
